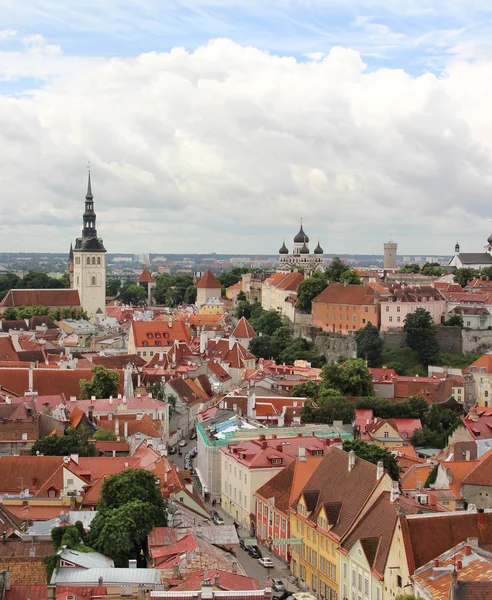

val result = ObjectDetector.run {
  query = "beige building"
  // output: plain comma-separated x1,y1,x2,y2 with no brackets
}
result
261,271,303,317
196,270,222,310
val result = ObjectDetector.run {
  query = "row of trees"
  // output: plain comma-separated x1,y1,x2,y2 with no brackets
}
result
3,305,88,321
296,258,362,313
0,270,70,301
399,262,446,276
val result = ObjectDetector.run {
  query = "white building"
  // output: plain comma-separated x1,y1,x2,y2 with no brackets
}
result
72,173,107,320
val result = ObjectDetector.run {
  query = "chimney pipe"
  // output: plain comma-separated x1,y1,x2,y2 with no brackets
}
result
434,559,439,568
348,450,356,472
456,560,462,570
376,460,384,480
478,507,485,526
464,544,472,556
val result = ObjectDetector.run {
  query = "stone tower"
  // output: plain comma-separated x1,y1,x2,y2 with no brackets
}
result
72,173,107,320
384,240,397,270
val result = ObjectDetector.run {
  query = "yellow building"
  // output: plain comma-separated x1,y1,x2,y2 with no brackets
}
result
365,419,404,449
199,298,225,314
289,448,391,599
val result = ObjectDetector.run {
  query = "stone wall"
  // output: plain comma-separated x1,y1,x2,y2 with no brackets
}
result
314,333,357,363
381,325,485,355
381,329,405,349
462,329,492,355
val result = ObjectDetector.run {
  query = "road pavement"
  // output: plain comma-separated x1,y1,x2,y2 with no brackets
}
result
168,440,300,592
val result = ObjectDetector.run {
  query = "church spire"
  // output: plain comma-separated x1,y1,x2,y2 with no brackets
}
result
86,171,93,200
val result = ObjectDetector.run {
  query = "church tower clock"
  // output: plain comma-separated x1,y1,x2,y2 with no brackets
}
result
72,172,107,320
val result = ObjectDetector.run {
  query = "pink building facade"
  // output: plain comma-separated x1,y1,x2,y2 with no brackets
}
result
380,286,446,331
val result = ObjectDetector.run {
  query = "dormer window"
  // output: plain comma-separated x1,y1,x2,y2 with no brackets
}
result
156,341,161,347
147,333,153,339
271,458,282,465
155,333,161,338
142,341,148,347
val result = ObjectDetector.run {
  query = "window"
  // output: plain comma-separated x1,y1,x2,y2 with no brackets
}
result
67,479,74,485
313,531,317,542
312,551,317,568
48,489,56,498
352,569,356,587
307,547,311,562
301,522,304,534
275,514,279,526
311,575,317,591
92,256,96,264
364,578,369,595
358,574,362,591
389,316,393,322
307,528,311,540
320,557,325,572
397,575,402,588
281,518,286,531
22,433,28,440
92,276,96,286
384,431,389,438
385,305,389,312
467,321,471,327
331,563,336,580
364,306,368,312
344,585,348,600
300,566,306,581
486,391,489,398
397,316,401,323
376,588,381,600
87,256,90,265
343,562,348,578
362,319,366,324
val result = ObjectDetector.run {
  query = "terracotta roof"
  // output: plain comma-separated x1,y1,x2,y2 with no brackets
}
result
0,337,19,361
137,267,156,283
461,449,492,486
207,359,232,382
196,270,221,289
94,440,130,452
293,447,386,538
440,460,479,497
275,272,303,292
131,320,190,348
400,464,434,490
91,354,146,368
171,570,260,592
0,455,64,494
313,282,377,305
341,491,419,577
400,511,492,574
232,317,256,339
0,289,81,308
167,377,209,407
207,338,255,369
2,505,66,521
5,586,48,600
98,414,163,438
465,355,492,374
451,581,492,600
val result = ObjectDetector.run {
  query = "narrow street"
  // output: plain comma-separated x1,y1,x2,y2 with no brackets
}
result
168,440,299,593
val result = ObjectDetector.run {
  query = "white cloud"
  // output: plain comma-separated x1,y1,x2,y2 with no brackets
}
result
0,29,17,41
1,38,492,255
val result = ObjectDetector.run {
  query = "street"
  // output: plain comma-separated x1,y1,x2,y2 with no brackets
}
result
168,440,300,592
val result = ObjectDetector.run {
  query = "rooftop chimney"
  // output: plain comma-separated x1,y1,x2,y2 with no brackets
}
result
376,460,384,480
434,559,439,568
173,562,181,580
456,560,462,570
390,480,400,503
478,507,485,527
201,574,213,600
98,577,103,587
231,561,237,574
214,573,220,587
298,446,306,462
464,544,472,556
348,450,356,472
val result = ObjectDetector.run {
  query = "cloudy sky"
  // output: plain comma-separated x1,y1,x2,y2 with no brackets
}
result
1,1,492,255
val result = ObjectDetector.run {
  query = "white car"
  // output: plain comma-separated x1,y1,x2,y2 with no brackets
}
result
259,557,274,568
178,439,187,447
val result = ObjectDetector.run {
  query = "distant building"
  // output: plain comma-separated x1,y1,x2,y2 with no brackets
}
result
196,270,222,309
278,222,324,276
137,267,156,305
384,239,397,270
449,235,492,270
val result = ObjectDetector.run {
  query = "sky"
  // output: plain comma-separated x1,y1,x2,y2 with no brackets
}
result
1,1,492,255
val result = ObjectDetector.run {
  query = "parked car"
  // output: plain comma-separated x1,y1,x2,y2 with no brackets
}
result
178,439,187,447
212,515,224,525
271,580,285,593
190,430,197,440
259,557,274,568
239,539,246,550
249,546,262,559
167,446,177,455
190,448,198,458
210,510,219,519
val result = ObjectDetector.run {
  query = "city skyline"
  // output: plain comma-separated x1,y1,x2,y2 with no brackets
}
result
1,1,492,254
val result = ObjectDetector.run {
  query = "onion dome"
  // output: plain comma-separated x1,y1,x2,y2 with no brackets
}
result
488,234,492,245
300,243,309,255
279,241,288,255
314,241,323,255
294,224,309,244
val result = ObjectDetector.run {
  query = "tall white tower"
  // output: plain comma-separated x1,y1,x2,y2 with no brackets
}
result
72,173,107,320
384,239,397,270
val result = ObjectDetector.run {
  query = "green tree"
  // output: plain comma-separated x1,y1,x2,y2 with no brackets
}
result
340,269,362,284
3,307,19,320
399,264,421,274
404,308,439,366
342,440,400,480
235,300,253,319
118,284,147,306
183,285,197,304
249,335,278,360
106,279,121,296
80,365,120,400
32,427,96,457
291,380,320,401
421,262,445,276
454,267,479,287
88,468,167,565
250,310,283,336
395,595,419,600
93,428,117,441
325,257,348,281
153,274,195,306
237,290,247,302
321,359,373,397
301,395,354,424
218,267,250,288
296,272,328,313
444,314,463,327
355,322,383,367
480,266,492,281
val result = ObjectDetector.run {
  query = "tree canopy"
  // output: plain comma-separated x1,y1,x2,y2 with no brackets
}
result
296,271,328,313
321,358,373,397
88,469,167,566
106,278,122,297
80,365,120,400
404,308,440,366
454,267,479,287
342,440,400,481
32,427,96,457
355,322,383,367
325,257,362,284
153,274,195,306
92,428,117,441
118,283,147,306
218,267,250,288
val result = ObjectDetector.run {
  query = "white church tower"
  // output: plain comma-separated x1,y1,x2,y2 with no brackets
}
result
72,172,107,320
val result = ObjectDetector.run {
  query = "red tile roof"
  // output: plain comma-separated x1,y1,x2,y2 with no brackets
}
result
313,282,377,305
137,267,156,283
465,355,492,374
131,320,190,347
461,449,492,486
0,289,81,308
5,586,48,600
207,339,255,369
0,337,19,361
400,511,492,574
197,270,221,289
460,405,492,440
232,317,256,339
